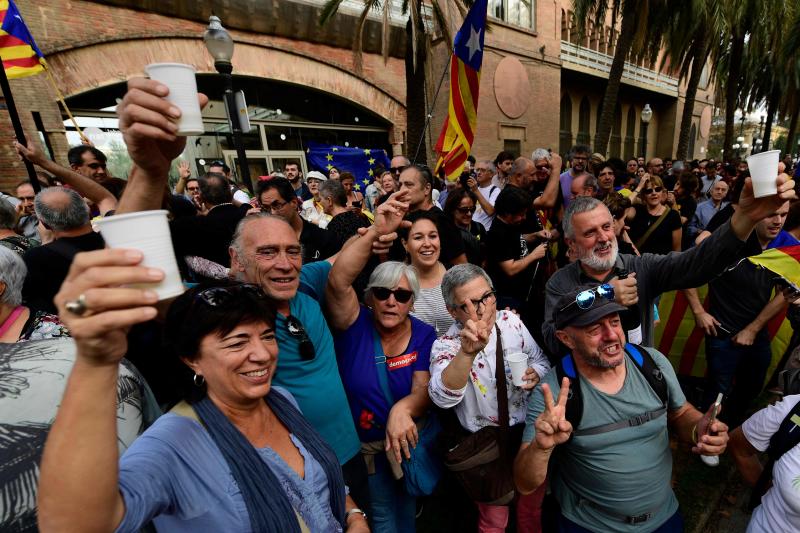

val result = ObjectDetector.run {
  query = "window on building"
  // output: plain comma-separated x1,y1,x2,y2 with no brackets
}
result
503,139,521,157
576,97,591,145
624,106,636,159
490,0,535,30
559,93,573,156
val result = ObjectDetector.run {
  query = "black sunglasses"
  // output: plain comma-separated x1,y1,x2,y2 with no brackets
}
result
371,287,414,304
286,315,316,361
642,187,663,194
390,165,409,174
196,284,265,307
456,206,475,215
559,284,615,312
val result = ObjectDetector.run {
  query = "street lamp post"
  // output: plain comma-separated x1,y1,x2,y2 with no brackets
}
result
203,16,253,196
640,103,653,160
736,135,745,158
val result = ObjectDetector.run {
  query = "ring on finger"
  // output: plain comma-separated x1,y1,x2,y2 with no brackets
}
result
65,293,89,316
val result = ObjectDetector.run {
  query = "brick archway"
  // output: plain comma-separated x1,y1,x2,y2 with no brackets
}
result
46,37,406,138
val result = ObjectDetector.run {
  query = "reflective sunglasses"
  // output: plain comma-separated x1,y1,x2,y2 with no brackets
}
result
286,315,316,361
642,187,663,195
371,287,414,303
196,284,265,307
457,290,496,313
559,284,615,312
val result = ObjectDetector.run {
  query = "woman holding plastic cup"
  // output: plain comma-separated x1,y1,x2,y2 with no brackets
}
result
429,263,550,532
37,250,368,532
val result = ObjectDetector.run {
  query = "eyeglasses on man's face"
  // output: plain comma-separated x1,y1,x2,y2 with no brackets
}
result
457,290,496,313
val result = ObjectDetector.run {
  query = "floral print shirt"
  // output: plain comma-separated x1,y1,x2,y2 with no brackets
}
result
19,311,70,342
428,310,550,433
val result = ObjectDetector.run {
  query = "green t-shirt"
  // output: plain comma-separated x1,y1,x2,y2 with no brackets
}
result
523,347,686,532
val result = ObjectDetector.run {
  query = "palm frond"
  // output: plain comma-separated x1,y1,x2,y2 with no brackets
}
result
430,0,453,48
319,0,348,25
409,0,421,72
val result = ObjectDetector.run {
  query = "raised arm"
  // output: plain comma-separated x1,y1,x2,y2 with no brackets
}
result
38,249,162,532
115,77,208,214
15,139,118,215
325,191,409,330
533,153,562,209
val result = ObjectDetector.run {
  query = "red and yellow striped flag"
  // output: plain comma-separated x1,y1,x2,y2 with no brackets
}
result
0,0,45,79
434,0,487,182
747,245,800,290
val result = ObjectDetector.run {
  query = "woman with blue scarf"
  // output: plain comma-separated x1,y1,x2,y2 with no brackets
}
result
37,248,369,533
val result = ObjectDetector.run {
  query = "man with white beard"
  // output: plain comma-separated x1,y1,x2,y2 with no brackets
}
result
542,174,797,355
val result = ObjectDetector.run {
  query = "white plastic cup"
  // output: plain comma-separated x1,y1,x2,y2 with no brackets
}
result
506,352,528,387
144,63,204,136
96,210,184,300
746,150,780,198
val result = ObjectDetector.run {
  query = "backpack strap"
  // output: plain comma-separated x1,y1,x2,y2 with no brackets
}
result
559,345,669,438
556,354,582,439
748,399,800,510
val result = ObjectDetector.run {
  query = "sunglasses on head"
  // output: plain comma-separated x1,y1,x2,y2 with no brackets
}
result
196,284,265,307
371,287,414,304
559,284,615,312
286,315,316,361
642,187,663,194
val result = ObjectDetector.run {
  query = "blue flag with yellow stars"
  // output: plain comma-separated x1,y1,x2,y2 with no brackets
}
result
305,142,391,192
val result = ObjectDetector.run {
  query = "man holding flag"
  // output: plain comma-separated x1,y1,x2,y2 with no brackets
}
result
434,0,487,182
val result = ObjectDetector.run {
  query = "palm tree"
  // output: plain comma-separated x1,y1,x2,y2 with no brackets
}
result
320,0,470,164
572,0,668,156
657,0,724,161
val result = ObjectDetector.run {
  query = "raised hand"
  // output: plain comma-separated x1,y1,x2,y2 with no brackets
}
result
373,190,410,236
534,377,572,450
737,174,796,224
459,299,490,357
13,135,45,166
117,77,208,177
54,249,162,364
609,272,639,306
178,160,191,179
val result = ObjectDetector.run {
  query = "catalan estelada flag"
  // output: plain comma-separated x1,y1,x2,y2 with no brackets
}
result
0,0,45,79
434,0,487,182
747,245,800,291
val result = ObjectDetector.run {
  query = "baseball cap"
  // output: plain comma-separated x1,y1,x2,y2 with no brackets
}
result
306,170,328,182
554,284,626,330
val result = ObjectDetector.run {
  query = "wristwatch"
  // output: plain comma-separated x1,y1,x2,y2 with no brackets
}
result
345,508,367,521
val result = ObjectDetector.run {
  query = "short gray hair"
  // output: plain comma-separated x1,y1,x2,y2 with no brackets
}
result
319,179,346,207
365,261,420,303
230,212,296,263
0,247,26,307
509,157,533,177
441,263,494,309
563,196,607,239
479,160,496,173
531,148,551,162
0,198,16,230
34,186,89,231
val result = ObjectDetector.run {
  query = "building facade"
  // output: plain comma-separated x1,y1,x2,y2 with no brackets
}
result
0,0,715,193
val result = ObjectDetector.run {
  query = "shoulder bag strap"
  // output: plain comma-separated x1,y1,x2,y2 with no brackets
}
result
634,208,671,250
372,328,396,405
494,324,509,431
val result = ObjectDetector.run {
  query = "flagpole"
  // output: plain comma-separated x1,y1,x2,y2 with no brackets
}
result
412,51,452,164
43,65,90,145
0,64,40,192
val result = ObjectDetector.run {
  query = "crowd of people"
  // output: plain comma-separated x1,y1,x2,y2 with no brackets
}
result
1,76,799,533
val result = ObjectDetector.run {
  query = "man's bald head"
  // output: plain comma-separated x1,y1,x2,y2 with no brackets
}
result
34,186,90,231
508,157,535,189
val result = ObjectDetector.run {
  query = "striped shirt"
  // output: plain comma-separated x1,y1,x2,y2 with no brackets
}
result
411,286,455,337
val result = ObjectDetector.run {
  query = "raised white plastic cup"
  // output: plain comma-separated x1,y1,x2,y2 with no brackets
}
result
506,352,528,387
746,150,780,198
144,63,204,136
96,210,184,300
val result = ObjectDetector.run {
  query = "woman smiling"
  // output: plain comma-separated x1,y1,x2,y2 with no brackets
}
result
37,249,366,532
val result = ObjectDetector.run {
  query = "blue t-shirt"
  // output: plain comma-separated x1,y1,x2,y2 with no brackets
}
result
270,263,360,464
116,388,342,533
768,230,800,249
334,306,436,442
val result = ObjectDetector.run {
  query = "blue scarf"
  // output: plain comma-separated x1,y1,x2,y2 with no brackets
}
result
193,390,346,532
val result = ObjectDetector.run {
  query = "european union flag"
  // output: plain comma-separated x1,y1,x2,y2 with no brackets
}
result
305,142,391,192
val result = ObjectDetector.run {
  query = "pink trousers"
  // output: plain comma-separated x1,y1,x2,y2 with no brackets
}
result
476,483,546,533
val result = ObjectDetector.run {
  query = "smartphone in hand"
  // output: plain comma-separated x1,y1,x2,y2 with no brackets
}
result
707,393,723,435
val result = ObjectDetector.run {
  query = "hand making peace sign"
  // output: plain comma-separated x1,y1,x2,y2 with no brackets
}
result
534,377,573,451
459,299,491,357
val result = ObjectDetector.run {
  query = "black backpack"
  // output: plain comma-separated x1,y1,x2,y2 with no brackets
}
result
748,368,800,510
555,343,669,438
